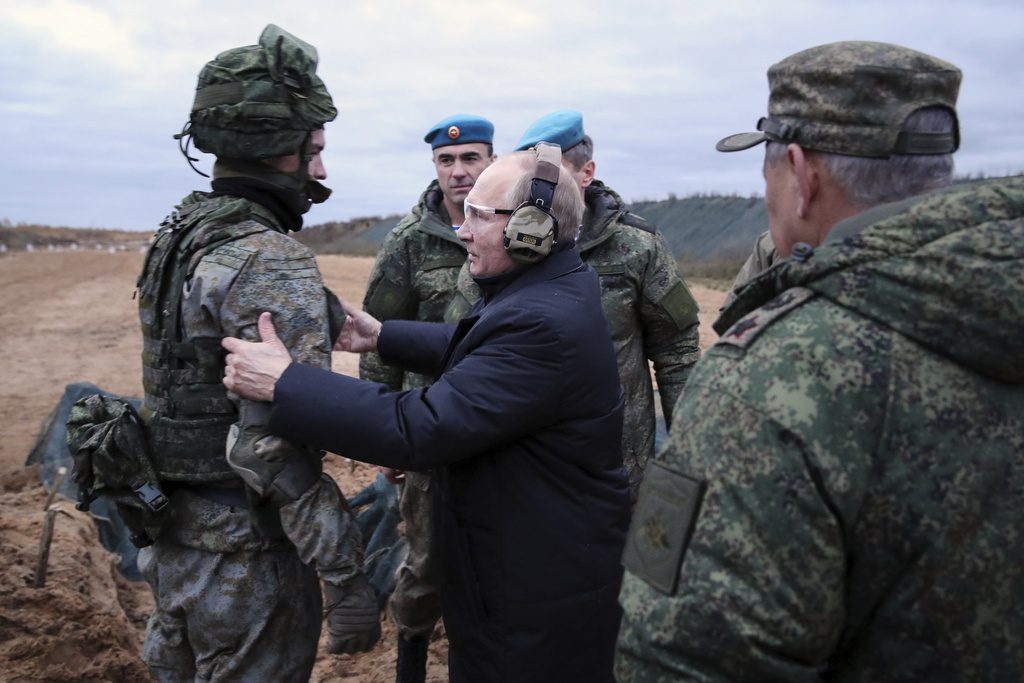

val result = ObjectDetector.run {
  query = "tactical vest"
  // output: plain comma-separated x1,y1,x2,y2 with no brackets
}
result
136,192,278,482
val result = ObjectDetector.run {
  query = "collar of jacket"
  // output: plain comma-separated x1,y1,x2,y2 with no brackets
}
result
412,180,464,247
712,195,922,336
209,176,303,233
472,241,582,305
577,180,626,251
712,176,1024,384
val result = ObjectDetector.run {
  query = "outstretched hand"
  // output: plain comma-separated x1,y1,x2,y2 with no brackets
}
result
335,300,383,353
223,312,292,401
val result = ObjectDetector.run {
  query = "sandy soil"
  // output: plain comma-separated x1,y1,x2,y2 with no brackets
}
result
0,250,725,682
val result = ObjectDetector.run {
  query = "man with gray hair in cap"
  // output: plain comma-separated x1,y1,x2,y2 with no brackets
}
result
359,113,495,683
616,41,1024,682
135,25,379,681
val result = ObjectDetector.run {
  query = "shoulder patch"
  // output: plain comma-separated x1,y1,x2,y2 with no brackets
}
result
718,286,816,349
366,280,414,320
620,212,655,233
622,461,706,595
659,280,700,330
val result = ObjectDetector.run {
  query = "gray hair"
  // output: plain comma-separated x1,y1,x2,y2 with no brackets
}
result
505,151,584,243
562,135,594,172
765,107,955,206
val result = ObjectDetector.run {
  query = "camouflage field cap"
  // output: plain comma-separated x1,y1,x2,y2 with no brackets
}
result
716,41,961,158
188,25,337,160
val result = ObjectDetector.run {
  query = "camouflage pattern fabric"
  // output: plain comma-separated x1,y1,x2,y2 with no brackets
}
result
716,230,777,322
576,181,699,500
140,192,366,676
389,470,441,639
767,42,960,157
616,176,1024,682
189,24,337,160
173,193,363,585
360,180,465,393
448,180,701,500
718,42,961,158
359,180,465,638
138,489,321,682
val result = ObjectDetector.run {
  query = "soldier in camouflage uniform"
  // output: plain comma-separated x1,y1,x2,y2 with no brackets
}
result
135,26,378,681
617,41,1024,682
359,114,495,683
717,229,777,318
499,110,702,499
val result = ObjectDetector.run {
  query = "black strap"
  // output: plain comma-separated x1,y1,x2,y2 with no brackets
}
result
892,130,958,154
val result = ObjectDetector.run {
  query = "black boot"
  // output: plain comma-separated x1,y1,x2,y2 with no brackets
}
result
395,634,428,683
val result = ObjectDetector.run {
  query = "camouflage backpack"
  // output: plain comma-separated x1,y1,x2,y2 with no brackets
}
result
66,394,172,547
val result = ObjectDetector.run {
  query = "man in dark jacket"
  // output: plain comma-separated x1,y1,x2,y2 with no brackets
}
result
360,114,496,683
223,146,631,683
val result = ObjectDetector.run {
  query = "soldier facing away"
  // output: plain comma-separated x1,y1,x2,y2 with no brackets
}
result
135,25,378,681
359,114,496,683
616,41,1024,681
716,229,777,321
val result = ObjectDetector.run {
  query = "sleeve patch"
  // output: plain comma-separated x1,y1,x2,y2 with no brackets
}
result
659,280,700,330
718,286,815,349
622,461,706,595
366,280,414,320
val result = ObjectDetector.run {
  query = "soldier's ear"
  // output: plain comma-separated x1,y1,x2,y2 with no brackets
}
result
580,159,596,188
789,144,818,219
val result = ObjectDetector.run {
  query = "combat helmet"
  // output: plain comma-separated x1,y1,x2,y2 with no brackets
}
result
176,24,336,171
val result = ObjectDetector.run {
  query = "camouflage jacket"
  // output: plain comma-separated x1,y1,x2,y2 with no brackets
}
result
360,180,466,391
142,191,332,490
716,229,778,322
447,180,701,498
616,176,1024,682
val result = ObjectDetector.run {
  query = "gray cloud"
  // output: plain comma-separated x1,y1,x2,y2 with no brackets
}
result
1,0,1021,230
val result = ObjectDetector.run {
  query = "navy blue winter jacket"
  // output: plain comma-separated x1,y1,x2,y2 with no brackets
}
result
270,246,630,683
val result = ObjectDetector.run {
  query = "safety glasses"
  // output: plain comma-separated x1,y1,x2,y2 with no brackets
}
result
464,200,514,222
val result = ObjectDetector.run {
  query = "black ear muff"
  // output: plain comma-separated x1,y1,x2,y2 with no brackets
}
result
503,142,561,263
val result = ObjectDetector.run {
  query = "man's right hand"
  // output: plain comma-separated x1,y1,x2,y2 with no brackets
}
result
380,466,405,484
334,300,383,353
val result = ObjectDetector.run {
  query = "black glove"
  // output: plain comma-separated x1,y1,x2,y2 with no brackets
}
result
324,573,382,654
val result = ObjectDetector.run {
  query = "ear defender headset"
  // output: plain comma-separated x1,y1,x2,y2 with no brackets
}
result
502,142,562,263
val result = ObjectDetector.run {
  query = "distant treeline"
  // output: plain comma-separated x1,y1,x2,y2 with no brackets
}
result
297,193,770,267
0,221,151,251
4,172,1013,264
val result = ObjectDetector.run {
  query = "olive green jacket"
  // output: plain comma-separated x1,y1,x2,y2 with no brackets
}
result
360,181,466,391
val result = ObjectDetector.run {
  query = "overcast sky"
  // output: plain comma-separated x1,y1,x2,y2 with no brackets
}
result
2,0,1022,231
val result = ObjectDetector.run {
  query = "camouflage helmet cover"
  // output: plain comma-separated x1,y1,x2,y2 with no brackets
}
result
188,25,337,160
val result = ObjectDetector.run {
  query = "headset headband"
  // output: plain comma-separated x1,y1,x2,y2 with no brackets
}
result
531,143,561,209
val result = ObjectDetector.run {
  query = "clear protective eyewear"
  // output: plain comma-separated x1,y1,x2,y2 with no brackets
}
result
464,200,514,223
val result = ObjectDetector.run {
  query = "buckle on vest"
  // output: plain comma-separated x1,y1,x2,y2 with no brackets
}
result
131,479,169,512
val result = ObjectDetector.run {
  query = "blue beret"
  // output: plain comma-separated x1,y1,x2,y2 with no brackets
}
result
424,114,494,149
515,109,585,151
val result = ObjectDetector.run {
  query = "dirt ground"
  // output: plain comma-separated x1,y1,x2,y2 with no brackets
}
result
0,250,725,682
